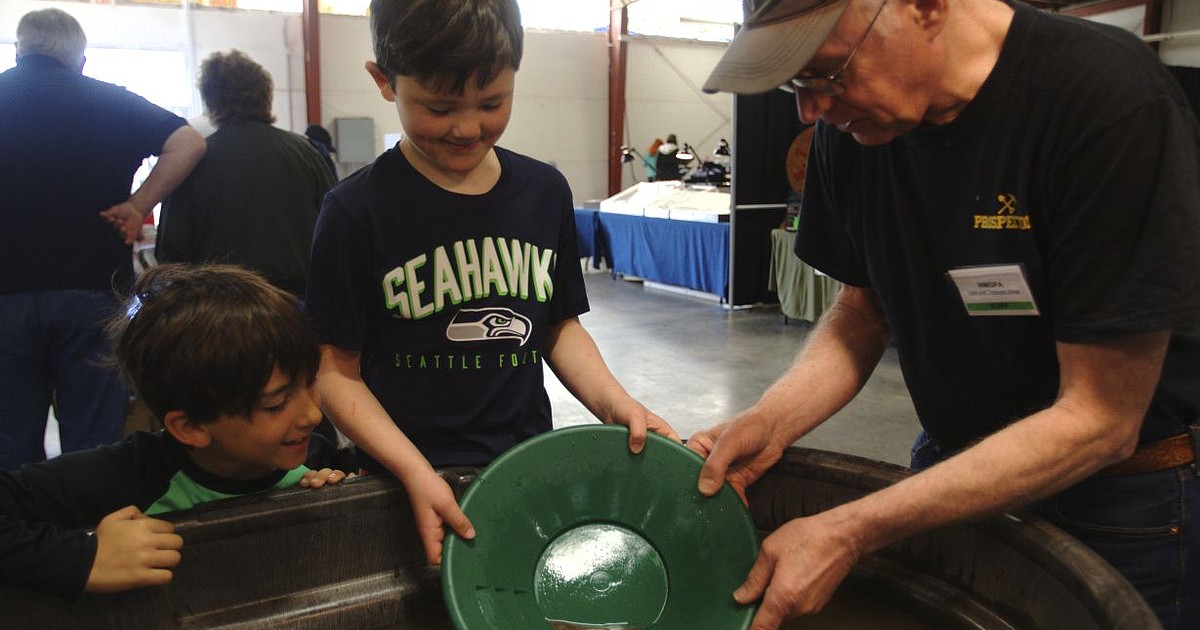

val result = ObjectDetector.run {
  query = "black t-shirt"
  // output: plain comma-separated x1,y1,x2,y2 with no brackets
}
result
306,146,589,468
797,1,1200,451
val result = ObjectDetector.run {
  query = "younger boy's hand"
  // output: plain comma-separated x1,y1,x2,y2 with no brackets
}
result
402,468,475,566
605,399,682,454
299,468,354,488
85,506,183,593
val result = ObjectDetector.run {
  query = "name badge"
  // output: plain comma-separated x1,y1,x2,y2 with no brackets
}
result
947,264,1040,316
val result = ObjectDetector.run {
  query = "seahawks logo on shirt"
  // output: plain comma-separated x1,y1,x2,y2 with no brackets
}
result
446,307,532,346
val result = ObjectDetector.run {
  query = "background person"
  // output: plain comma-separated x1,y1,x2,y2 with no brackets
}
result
305,123,340,181
645,137,663,181
0,8,205,470
654,133,682,181
692,1,1200,629
156,50,335,299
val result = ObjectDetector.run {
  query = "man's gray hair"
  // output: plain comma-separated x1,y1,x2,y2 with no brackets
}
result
16,8,87,70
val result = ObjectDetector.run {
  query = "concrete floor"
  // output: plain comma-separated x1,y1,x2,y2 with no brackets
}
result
46,269,921,467
548,271,923,467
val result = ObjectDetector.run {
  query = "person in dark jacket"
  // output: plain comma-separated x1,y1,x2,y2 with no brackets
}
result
157,50,334,298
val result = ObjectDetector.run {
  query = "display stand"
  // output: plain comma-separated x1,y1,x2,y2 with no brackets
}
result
768,229,840,323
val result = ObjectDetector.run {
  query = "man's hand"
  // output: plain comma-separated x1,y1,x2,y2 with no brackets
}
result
737,516,861,630
99,200,147,246
85,505,183,593
402,469,475,566
299,467,354,488
688,416,785,503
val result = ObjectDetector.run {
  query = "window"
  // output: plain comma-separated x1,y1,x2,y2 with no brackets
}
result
15,0,741,39
627,0,740,42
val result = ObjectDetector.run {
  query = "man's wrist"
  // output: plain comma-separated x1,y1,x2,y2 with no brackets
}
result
127,197,149,218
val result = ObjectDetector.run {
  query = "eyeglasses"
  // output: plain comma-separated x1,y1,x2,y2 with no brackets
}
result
790,0,887,96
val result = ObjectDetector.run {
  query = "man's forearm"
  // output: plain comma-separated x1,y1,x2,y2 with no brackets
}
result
831,332,1167,558
750,285,891,446
128,126,205,216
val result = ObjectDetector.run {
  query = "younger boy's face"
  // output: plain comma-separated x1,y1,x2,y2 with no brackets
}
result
376,66,515,181
190,368,323,480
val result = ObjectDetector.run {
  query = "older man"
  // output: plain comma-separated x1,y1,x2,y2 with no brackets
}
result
691,1,1200,629
0,8,205,469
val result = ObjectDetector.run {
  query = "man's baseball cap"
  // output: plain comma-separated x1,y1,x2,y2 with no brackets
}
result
703,0,850,95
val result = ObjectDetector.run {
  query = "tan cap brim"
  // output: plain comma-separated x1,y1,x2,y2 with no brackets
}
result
703,0,849,95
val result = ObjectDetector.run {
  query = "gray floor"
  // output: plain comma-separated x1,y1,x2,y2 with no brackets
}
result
548,270,923,466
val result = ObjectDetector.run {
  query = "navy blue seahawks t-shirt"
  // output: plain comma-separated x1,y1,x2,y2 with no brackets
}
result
306,145,589,468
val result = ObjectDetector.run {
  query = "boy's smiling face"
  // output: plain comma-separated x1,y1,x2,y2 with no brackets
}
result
369,64,515,186
173,368,323,480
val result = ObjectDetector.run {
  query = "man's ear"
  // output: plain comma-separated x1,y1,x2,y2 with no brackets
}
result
365,61,397,102
162,410,212,448
907,0,949,37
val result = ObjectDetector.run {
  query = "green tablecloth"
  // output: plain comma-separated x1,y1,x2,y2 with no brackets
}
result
768,228,841,322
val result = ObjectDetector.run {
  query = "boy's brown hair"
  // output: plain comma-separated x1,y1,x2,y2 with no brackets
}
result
108,264,318,424
369,0,523,94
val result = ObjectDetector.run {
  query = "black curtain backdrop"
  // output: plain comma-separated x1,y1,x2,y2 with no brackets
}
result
733,89,805,206
730,89,805,305
1167,65,1200,122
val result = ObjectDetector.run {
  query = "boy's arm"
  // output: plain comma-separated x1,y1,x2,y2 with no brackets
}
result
0,510,97,599
316,344,474,564
1,486,179,598
0,436,158,527
0,435,180,598
545,317,681,453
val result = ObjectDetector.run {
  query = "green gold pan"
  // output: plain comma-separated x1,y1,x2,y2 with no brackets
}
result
443,425,759,630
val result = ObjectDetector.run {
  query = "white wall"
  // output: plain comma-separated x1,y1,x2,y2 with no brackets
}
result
3,0,1198,203
315,23,734,202
0,1,307,126
0,0,731,205
1158,0,1200,66
623,37,733,193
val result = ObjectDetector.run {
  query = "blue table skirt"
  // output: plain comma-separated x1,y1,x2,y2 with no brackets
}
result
574,209,597,262
595,212,729,298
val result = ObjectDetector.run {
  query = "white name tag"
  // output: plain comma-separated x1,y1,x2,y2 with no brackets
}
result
947,264,1040,316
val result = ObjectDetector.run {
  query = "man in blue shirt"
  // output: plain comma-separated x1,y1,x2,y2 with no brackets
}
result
0,8,206,469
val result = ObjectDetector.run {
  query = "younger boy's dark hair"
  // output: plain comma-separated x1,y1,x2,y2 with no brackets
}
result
199,49,276,128
369,0,523,94
108,264,319,424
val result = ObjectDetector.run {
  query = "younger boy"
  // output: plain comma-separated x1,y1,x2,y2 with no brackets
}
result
305,0,678,565
0,264,347,600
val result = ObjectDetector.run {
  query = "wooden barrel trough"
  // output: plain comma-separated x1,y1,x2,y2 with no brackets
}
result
1,447,1160,629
